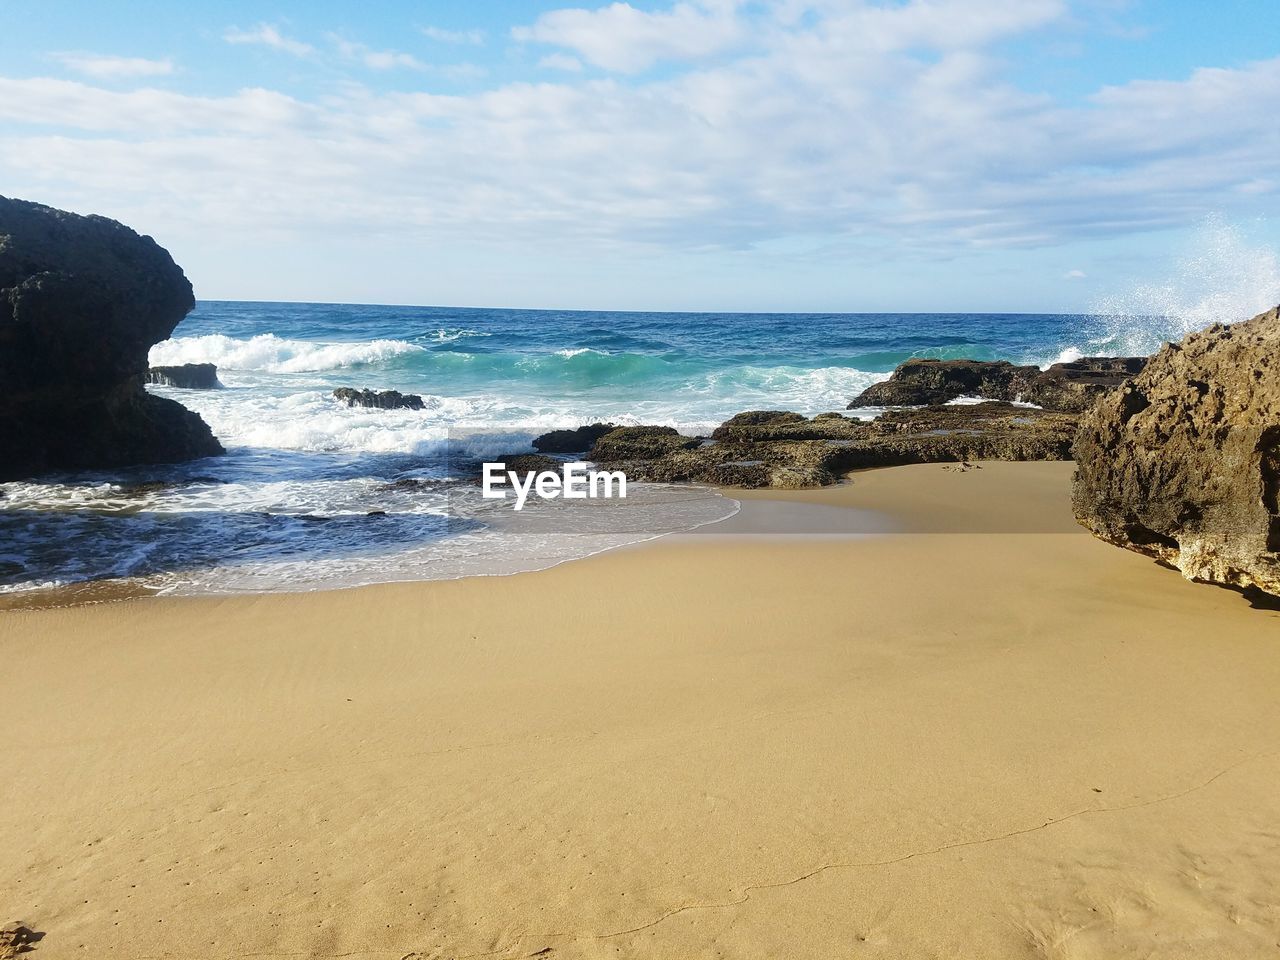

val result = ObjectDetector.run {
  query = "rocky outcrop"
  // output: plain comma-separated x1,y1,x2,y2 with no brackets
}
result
590,426,702,461
1073,306,1280,598
333,387,425,410
0,196,223,479
849,356,1146,412
849,360,1039,407
1027,357,1148,412
532,422,617,452
590,403,1076,489
147,362,220,389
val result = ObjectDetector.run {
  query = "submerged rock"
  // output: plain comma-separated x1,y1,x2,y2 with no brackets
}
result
849,356,1145,412
0,196,223,479
1073,305,1280,598
147,362,220,389
333,387,425,410
532,422,617,452
591,403,1075,489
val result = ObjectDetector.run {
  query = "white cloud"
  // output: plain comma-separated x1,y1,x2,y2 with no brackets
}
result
538,53,584,72
52,53,174,79
4,0,1279,263
1064,269,1087,280
513,0,749,73
223,24,315,58
332,37,426,71
421,26,485,45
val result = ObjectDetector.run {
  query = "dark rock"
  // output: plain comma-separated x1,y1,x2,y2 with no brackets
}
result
333,387,425,410
589,425,702,461
717,410,807,428
858,404,1077,464
147,362,220,389
1024,356,1147,412
849,360,1039,408
1073,305,1280,597
0,196,223,479
592,404,1075,489
712,412,866,443
532,422,617,453
849,356,1147,412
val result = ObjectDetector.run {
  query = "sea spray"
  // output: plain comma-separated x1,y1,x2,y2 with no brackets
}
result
1087,216,1280,357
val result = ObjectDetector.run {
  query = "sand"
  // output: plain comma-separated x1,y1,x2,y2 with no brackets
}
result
3,461,1279,959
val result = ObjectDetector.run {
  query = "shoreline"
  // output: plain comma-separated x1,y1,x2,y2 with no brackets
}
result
0,462,1078,613
4,461,1279,958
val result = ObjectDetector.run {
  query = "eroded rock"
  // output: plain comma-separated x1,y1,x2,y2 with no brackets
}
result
849,356,1146,412
590,426,702,461
591,403,1075,489
1026,356,1147,412
849,360,1040,407
1073,305,1280,597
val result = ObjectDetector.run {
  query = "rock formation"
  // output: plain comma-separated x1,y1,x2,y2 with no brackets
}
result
0,196,223,479
589,404,1076,489
1073,305,1280,598
147,362,220,389
532,422,617,452
849,360,1039,407
332,387,425,410
849,356,1146,412
1025,357,1148,412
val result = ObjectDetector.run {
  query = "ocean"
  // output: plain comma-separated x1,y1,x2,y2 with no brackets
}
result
0,302,1244,599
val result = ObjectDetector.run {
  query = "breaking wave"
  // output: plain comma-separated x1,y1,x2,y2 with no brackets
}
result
1081,216,1280,358
149,333,426,373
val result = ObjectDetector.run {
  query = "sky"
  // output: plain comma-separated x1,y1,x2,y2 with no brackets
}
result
1,0,1279,312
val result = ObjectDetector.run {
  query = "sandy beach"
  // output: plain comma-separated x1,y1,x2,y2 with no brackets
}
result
3,461,1279,960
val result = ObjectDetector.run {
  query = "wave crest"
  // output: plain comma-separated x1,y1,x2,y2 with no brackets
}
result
149,333,425,373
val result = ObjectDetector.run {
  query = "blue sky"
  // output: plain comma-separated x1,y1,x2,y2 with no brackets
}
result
1,0,1279,312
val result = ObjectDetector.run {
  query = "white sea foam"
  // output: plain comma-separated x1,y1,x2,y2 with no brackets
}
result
429,328,489,343
689,364,880,414
149,333,425,373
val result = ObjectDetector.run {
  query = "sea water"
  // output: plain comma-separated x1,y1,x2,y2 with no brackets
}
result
4,220,1278,599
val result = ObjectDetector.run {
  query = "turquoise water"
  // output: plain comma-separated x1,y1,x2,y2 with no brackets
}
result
0,304,1153,598
150,303,1096,448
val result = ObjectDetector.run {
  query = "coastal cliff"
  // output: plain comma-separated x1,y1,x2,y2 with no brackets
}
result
0,197,223,479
